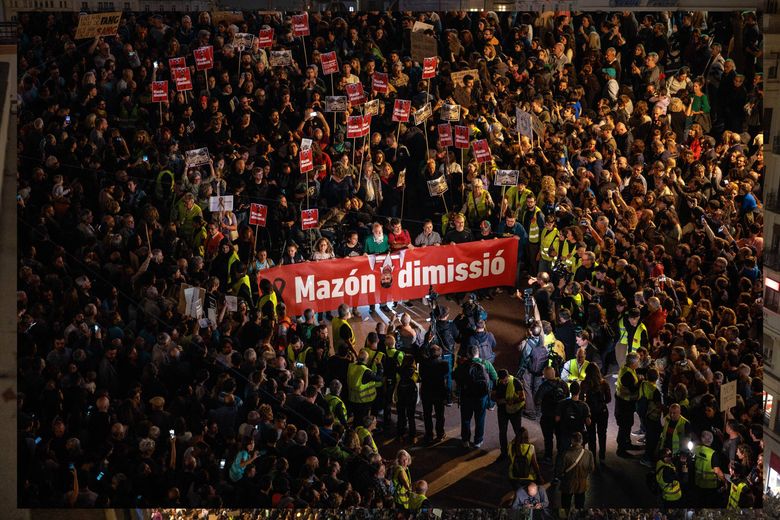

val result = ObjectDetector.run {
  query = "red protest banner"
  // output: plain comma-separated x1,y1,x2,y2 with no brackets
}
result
152,81,168,103
347,116,362,139
292,13,310,37
172,67,193,91
454,125,469,149
168,57,186,69
257,237,518,314
360,115,372,136
257,29,274,48
345,82,366,106
392,99,411,123
321,51,339,75
472,139,492,163
249,203,268,226
422,57,438,79
193,46,213,71
300,148,313,172
372,72,389,94
301,208,319,230
438,123,453,148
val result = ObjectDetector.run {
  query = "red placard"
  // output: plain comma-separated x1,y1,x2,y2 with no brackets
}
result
360,115,372,136
300,148,313,173
249,203,268,227
372,72,389,94
152,81,168,103
168,57,186,69
257,237,518,314
345,82,366,106
321,51,339,75
193,46,213,71
472,139,492,163
257,28,274,48
454,125,469,149
292,13,310,37
392,99,411,123
346,116,363,139
438,123,453,148
422,57,438,79
172,67,193,92
301,208,319,230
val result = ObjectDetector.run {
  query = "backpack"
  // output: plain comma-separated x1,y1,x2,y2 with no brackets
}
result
529,340,549,375
511,444,532,479
464,361,490,398
561,399,583,432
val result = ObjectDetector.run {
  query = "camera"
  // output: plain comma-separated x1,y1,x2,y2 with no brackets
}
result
551,261,572,286
523,288,535,326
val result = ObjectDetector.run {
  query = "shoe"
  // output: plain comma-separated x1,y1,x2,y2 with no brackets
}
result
473,441,483,449
369,306,377,314
435,433,446,442
640,458,653,468
462,440,471,449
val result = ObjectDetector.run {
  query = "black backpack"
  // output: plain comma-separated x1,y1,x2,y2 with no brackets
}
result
561,399,583,432
464,361,490,398
511,444,532,479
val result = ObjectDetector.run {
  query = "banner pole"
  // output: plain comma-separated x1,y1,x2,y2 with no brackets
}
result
237,50,241,78
461,149,465,207
423,120,429,157
159,102,163,126
440,194,449,214
395,122,401,162
401,186,406,221
302,36,308,67
204,70,209,96
253,224,259,255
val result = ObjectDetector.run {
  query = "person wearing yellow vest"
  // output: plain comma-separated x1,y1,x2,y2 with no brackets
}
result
520,194,545,271
615,353,642,458
325,379,349,427
230,262,253,306
286,336,312,368
211,239,240,289
191,216,208,257
256,278,278,320
331,304,355,354
347,349,383,427
556,227,581,272
174,193,202,244
693,430,725,507
392,449,413,510
727,463,754,509
616,308,649,368
508,427,543,489
364,332,387,421
493,369,526,459
407,480,430,511
656,448,683,509
658,403,690,456
562,348,590,386
356,414,379,454
538,214,559,275
502,177,532,218
638,368,663,467
460,178,494,230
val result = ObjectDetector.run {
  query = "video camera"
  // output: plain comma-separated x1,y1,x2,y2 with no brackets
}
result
550,261,572,286
523,288,535,326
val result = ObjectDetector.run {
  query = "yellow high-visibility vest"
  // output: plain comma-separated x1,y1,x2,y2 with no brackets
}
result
540,227,559,261
347,363,377,404
616,365,639,401
505,376,526,414
694,445,719,489
656,461,682,502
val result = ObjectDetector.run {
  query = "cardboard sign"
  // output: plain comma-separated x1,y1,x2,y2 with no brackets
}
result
472,139,492,163
292,13,310,37
257,28,274,48
152,81,168,103
440,104,461,122
172,67,192,91
411,31,437,62
249,203,268,226
397,169,406,188
516,108,533,139
168,57,186,69
414,103,432,126
720,380,737,412
209,195,234,212
346,82,366,106
193,46,213,71
451,69,480,86
178,284,206,318
422,57,438,79
185,147,210,167
531,114,546,139
233,33,254,52
347,115,371,139
301,208,319,230
300,148,314,173
269,50,293,67
360,115,372,137
324,96,348,113
75,12,121,39
321,51,339,75
372,72,389,94
427,175,448,196
225,295,238,312
301,138,312,151
438,123,453,148
454,125,469,149
364,99,380,117
412,21,434,33
495,170,520,187
392,99,412,123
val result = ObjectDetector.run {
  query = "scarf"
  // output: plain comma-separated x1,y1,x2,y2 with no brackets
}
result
372,232,384,244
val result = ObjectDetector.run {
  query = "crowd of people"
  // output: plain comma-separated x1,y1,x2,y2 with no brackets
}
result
17,8,765,514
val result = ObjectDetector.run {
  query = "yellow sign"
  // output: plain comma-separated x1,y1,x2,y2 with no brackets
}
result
74,12,122,40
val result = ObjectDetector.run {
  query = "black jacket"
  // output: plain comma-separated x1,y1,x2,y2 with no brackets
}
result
419,356,449,401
